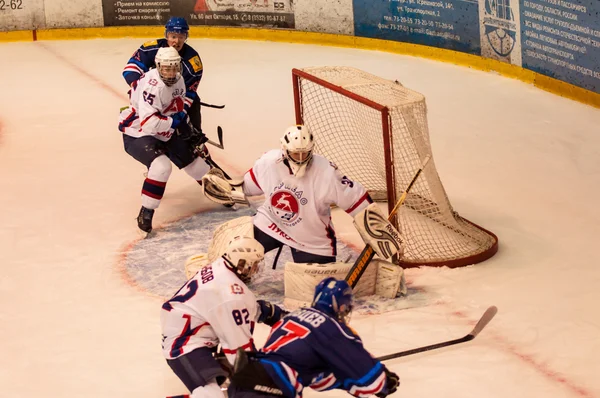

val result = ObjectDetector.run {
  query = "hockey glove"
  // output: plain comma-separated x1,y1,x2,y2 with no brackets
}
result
176,119,194,140
376,366,400,397
189,127,209,148
170,111,187,129
257,300,289,327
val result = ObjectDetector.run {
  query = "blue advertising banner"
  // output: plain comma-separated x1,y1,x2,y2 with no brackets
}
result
353,0,481,54
520,0,600,93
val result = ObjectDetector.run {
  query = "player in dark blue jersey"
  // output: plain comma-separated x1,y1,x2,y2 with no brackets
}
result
228,277,400,398
123,17,205,132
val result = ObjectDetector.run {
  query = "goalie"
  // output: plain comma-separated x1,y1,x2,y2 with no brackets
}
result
202,125,374,264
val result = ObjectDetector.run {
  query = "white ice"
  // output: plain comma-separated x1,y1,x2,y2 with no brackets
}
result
0,37,599,398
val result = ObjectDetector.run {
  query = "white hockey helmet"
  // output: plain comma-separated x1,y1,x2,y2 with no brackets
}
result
155,46,182,86
280,125,314,178
222,236,265,282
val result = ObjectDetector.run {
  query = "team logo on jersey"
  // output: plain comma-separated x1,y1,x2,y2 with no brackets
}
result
231,283,244,294
189,56,203,73
270,190,302,224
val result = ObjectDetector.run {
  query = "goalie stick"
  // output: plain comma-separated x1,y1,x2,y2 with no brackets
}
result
345,155,431,288
376,306,498,361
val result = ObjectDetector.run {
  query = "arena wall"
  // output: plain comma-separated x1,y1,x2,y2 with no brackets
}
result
1,0,599,107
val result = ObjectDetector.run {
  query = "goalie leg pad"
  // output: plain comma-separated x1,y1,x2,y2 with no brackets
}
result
353,203,403,261
374,259,407,298
184,253,210,279
283,261,377,310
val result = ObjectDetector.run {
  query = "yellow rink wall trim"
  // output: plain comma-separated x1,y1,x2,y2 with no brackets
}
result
2,25,599,108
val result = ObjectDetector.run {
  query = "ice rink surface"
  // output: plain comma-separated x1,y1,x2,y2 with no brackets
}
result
1,37,599,398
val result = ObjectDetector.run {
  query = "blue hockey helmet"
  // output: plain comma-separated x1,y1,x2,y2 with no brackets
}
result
311,277,354,323
165,17,189,37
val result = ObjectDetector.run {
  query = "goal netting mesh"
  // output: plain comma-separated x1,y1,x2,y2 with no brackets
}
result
292,66,498,268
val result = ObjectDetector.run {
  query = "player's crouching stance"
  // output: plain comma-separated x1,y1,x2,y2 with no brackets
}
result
228,277,400,398
161,236,287,398
119,46,210,235
202,125,373,264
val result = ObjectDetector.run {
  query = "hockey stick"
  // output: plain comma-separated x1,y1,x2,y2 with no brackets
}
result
189,125,232,180
193,125,225,149
376,306,498,361
345,155,431,288
199,101,225,109
272,245,283,269
206,157,232,180
205,126,225,149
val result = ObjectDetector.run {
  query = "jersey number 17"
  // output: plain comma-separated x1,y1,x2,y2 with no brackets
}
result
262,320,310,353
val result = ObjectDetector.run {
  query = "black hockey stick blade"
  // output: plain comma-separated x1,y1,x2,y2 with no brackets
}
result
217,126,224,148
206,126,225,149
191,125,225,149
376,306,498,361
199,101,225,109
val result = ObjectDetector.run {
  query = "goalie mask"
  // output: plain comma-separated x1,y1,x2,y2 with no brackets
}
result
312,277,354,324
155,46,182,87
280,125,314,178
222,236,265,283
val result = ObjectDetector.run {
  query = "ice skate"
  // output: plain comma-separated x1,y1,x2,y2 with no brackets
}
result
137,206,154,237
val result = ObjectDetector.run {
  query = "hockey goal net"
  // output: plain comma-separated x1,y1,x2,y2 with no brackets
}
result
292,66,498,268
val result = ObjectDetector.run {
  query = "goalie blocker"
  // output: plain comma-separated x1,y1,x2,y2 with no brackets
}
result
353,203,403,261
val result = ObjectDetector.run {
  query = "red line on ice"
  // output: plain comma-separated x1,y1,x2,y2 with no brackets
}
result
450,309,593,398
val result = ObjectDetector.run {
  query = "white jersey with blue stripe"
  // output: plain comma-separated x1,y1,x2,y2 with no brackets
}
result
118,68,186,142
160,258,260,365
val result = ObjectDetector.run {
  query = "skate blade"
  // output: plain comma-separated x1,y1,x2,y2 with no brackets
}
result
137,228,154,239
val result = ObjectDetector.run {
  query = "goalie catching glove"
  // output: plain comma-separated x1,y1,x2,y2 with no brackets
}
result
353,203,404,261
201,168,247,205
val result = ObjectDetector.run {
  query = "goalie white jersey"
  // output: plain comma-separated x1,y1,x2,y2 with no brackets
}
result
118,68,186,142
243,149,372,257
161,258,260,364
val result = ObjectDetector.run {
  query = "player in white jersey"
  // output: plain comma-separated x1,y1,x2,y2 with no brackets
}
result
119,46,210,235
161,236,287,398
202,125,373,264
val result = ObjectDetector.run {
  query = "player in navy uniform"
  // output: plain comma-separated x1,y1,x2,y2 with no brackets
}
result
123,17,205,132
228,277,400,398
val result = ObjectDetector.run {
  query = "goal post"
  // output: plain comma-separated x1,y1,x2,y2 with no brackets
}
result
292,66,498,269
